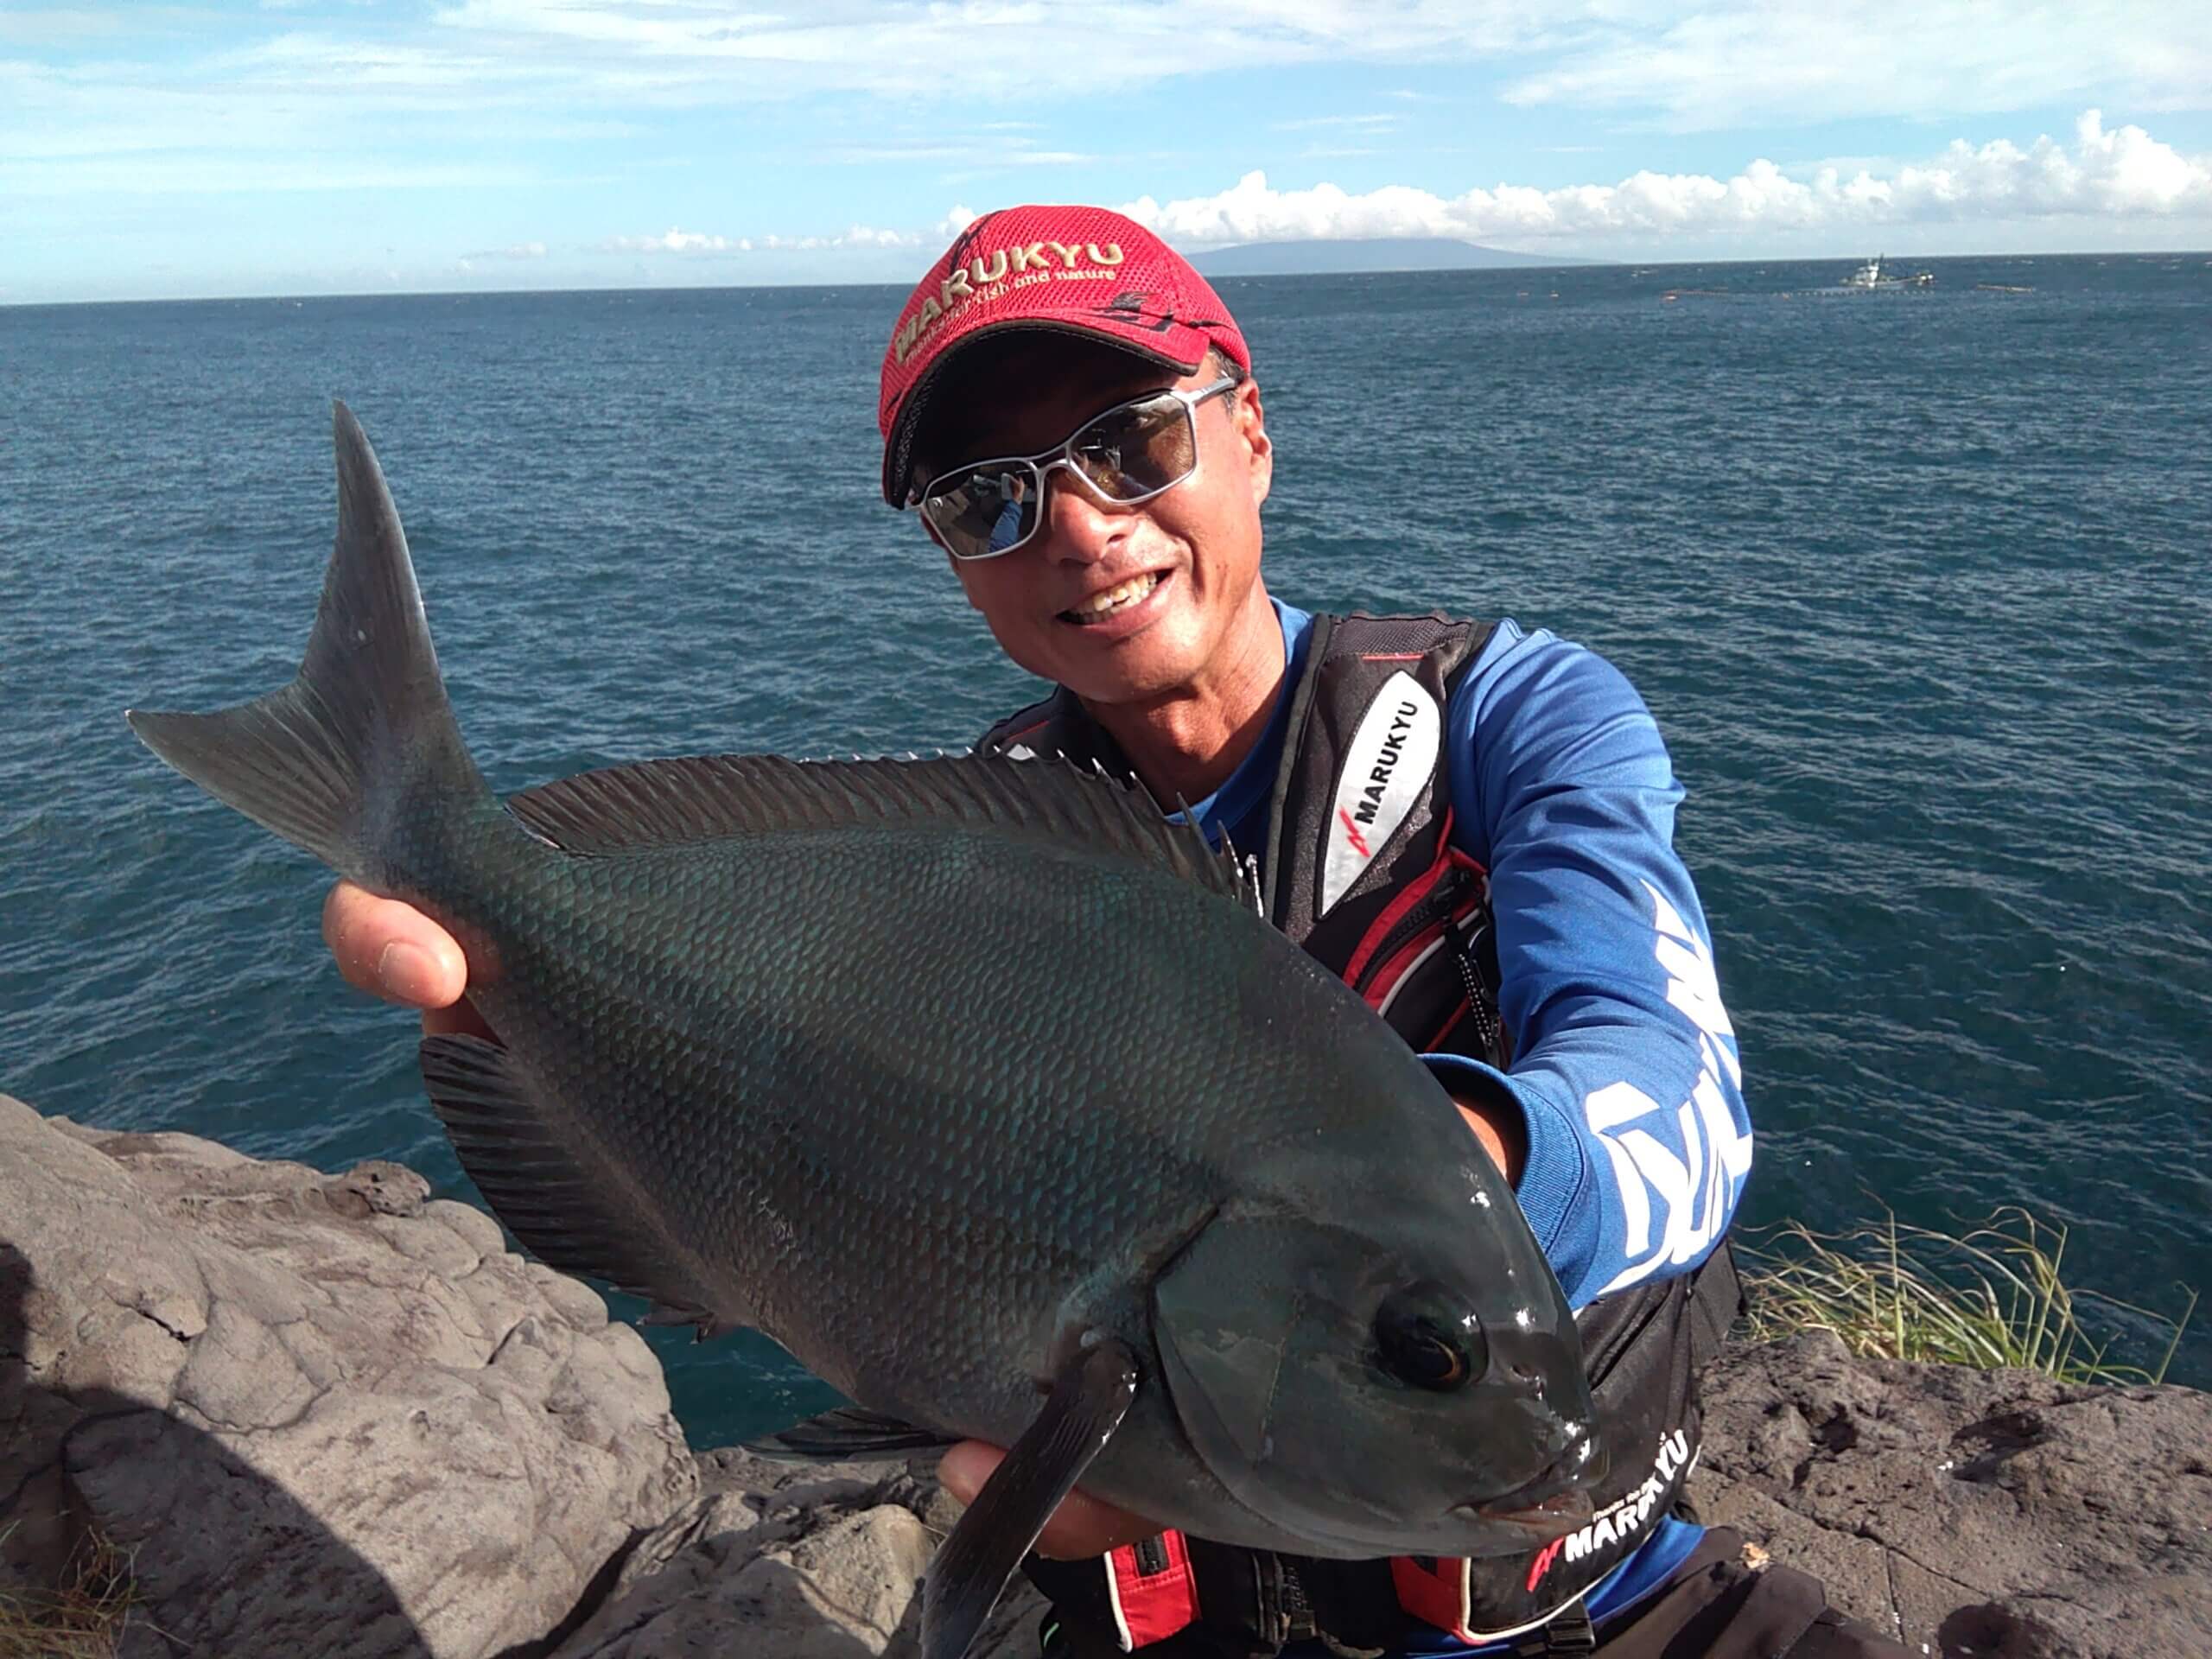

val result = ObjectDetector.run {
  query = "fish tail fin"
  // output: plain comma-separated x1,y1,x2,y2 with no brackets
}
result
126,402,493,885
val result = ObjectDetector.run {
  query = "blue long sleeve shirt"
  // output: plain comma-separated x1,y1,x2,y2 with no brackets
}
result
1185,601,1752,1644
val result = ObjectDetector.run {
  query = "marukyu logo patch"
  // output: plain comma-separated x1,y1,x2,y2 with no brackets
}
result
890,239,1128,366
1320,671,1440,914
1525,1428,1693,1592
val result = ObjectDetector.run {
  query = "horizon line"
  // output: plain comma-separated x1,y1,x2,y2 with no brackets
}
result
6,245,2207,311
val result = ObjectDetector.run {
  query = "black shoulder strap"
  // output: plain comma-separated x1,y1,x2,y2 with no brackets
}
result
978,686,1135,779
1256,611,1492,955
1256,611,1335,923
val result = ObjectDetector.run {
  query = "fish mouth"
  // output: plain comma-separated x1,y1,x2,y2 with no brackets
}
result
1464,1485,1594,1532
1457,1427,1605,1531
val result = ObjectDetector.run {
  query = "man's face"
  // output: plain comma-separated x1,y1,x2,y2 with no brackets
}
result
914,340,1274,709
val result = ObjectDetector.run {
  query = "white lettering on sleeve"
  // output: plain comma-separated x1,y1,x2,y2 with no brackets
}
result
1584,886,1753,1297
1585,1081,1658,1258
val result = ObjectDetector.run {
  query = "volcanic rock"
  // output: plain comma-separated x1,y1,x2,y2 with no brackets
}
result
0,1093,696,1657
6,1096,2206,1659
1686,1329,2212,1657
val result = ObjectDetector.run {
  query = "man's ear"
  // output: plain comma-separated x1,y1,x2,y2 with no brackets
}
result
1233,379,1273,510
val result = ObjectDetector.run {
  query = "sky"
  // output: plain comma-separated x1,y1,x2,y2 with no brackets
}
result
4,1,2209,302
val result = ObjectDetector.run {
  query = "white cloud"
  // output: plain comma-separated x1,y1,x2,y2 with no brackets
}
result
821,143,1096,167
1120,112,2212,248
1503,2,2212,131
418,0,1554,97
21,2,2200,141
1272,112,1402,132
0,7,136,44
601,226,744,253
467,240,549,258
595,222,917,255
6,2,2206,222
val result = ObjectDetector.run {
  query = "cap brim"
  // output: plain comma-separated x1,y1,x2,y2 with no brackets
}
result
881,315,1217,505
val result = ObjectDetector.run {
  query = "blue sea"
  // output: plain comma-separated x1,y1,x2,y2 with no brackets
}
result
3,254,2208,1441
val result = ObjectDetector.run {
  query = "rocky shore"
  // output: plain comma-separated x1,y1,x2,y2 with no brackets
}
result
3,1095,2205,1658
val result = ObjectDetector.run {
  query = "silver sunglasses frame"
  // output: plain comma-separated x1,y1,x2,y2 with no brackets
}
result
908,373,1242,562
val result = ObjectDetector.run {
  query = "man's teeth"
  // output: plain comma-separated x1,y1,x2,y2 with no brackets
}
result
1069,573,1160,619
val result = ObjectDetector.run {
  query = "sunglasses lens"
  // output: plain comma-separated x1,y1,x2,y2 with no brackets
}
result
920,466,1042,560
1068,395,1196,499
916,391,1207,558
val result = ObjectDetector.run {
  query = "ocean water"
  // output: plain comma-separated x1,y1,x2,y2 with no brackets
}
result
3,254,2208,1443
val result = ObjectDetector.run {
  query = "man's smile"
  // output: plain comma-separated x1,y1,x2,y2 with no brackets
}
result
1061,570,1165,626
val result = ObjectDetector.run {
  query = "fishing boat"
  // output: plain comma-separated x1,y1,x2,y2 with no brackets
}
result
1839,255,1934,290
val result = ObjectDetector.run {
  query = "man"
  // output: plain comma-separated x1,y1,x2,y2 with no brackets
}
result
323,206,1908,1658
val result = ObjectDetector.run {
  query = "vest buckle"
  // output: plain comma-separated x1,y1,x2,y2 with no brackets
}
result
1509,1601,1595,1656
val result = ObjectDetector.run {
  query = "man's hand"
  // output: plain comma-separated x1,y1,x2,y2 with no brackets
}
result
936,1441,1163,1560
321,881,491,1039
938,1097,1521,1560
1454,1094,1526,1185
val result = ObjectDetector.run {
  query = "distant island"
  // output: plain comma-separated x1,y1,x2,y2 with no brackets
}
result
1190,237,1580,276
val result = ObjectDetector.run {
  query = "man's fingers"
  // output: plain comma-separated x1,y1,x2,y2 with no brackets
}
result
936,1441,1160,1562
321,882,467,1009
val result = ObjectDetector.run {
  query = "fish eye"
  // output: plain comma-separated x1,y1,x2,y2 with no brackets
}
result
1374,1282,1488,1392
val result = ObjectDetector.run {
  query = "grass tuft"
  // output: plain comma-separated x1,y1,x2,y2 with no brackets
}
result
1738,1205,2197,1386
0,1526,138,1659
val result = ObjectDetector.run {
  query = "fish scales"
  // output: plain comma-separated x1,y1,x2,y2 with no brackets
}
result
442,819,1367,1408
128,407,1604,1656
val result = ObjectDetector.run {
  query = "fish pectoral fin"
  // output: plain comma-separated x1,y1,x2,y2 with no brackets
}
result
921,1337,1139,1659
420,1033,734,1336
742,1406,959,1465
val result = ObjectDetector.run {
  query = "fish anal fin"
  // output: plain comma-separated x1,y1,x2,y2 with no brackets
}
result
418,1033,736,1337
921,1337,1138,1659
742,1406,959,1465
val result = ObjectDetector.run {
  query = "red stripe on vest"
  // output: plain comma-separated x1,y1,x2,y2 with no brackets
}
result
1389,1555,1476,1643
1366,881,1491,1020
1421,997,1471,1054
1109,1531,1201,1648
1339,810,1456,987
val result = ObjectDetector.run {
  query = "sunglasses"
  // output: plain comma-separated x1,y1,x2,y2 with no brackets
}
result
909,373,1241,562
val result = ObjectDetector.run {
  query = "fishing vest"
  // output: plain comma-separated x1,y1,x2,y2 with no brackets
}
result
982,613,1744,1656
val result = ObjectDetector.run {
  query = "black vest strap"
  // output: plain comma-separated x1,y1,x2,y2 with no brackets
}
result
1510,1601,1596,1656
1249,612,1502,1066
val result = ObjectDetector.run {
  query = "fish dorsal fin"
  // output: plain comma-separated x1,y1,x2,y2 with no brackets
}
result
507,751,1259,912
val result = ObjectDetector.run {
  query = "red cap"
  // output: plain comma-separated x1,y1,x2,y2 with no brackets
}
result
878,204,1249,505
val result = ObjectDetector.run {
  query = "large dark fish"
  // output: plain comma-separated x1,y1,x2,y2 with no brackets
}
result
128,407,1604,1659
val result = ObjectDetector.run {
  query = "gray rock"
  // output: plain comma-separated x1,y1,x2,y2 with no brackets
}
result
1687,1329,2212,1658
546,1448,1045,1659
9,1097,2205,1659
0,1094,697,1658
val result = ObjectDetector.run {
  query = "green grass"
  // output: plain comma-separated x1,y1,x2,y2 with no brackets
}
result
1738,1205,2197,1386
0,1527,137,1659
